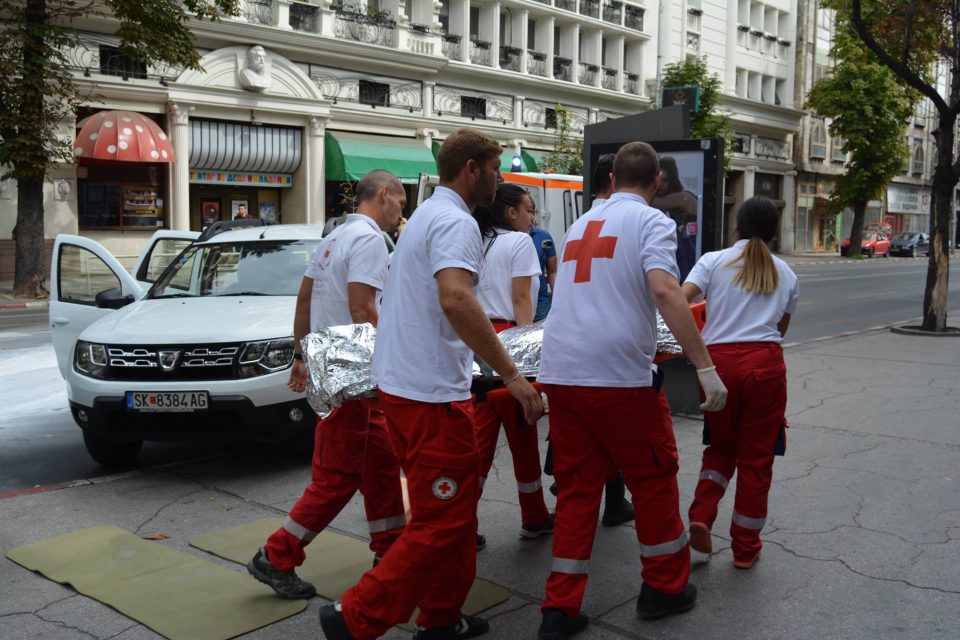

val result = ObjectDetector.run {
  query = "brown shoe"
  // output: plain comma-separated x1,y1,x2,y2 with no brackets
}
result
688,522,712,554
733,551,761,570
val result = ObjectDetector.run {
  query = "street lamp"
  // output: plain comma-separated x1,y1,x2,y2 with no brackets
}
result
511,154,522,172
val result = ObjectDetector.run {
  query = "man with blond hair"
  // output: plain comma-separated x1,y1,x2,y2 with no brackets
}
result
320,129,543,640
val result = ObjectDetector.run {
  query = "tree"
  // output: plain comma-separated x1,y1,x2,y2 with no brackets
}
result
840,0,956,331
805,21,915,259
661,56,735,168
540,104,584,175
0,0,239,298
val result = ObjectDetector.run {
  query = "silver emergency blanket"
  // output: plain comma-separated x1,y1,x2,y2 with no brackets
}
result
304,315,682,417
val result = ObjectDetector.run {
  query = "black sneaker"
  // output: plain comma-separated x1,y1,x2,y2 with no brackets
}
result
412,614,490,639
246,548,316,599
476,533,487,551
520,514,555,539
538,608,588,640
319,602,356,640
601,498,635,527
636,583,697,620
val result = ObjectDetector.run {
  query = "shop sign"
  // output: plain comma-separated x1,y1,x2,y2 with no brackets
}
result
886,183,931,214
189,170,292,187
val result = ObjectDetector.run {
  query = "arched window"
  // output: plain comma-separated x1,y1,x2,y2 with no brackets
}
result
912,143,925,175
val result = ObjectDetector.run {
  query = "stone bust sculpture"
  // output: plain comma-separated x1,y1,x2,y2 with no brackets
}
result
239,45,272,93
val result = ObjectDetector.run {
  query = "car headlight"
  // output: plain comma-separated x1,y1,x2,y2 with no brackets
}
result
238,337,295,378
75,340,108,378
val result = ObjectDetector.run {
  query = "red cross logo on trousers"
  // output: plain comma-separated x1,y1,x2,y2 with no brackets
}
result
432,476,458,500
562,219,618,283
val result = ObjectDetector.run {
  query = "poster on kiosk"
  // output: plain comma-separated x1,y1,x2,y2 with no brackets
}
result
582,106,725,282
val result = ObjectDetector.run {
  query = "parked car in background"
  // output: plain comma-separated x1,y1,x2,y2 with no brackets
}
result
864,222,894,236
49,223,320,466
889,231,930,257
840,231,891,257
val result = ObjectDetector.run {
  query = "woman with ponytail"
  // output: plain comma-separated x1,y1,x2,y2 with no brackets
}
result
680,195,799,570
473,183,554,547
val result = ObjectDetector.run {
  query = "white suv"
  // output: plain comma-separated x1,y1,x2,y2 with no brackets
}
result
49,223,324,466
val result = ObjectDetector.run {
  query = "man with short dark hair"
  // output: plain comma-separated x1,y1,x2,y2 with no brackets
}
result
321,128,543,640
246,170,407,600
536,141,727,639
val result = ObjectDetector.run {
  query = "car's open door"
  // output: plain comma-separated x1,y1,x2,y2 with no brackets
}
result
49,235,144,378
417,173,440,206
129,230,200,287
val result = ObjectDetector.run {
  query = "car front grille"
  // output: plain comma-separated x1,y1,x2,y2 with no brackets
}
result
105,343,242,380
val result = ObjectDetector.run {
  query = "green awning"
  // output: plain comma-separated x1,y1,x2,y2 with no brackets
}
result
325,131,437,184
430,140,537,173
523,149,548,173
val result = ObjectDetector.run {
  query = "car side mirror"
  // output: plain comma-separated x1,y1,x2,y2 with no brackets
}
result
95,287,135,310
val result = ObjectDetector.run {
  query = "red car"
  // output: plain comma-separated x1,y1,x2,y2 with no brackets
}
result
840,231,891,257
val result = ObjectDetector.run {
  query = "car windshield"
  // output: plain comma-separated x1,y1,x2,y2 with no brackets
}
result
147,239,318,299
893,232,916,241
863,233,878,240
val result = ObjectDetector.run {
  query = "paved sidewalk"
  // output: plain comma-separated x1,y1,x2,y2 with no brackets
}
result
1,328,958,640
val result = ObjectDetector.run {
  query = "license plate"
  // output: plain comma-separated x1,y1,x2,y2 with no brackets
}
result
125,391,209,412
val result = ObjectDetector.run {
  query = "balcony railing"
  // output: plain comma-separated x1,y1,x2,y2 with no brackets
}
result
556,0,576,12
527,50,547,77
625,72,640,95
442,34,462,59
245,0,273,26
500,45,523,72
470,40,492,66
603,1,623,25
579,62,598,86
334,7,397,47
289,2,319,33
579,0,600,19
554,56,573,81
530,0,551,4
625,6,644,31
601,67,618,90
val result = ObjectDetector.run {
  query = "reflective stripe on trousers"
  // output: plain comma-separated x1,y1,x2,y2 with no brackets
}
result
732,509,766,530
700,469,729,489
639,531,688,558
551,557,590,574
368,515,406,534
283,515,319,543
517,478,542,493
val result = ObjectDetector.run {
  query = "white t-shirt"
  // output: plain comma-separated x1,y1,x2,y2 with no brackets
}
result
304,213,387,331
476,228,541,322
684,239,799,345
538,192,679,387
372,187,484,403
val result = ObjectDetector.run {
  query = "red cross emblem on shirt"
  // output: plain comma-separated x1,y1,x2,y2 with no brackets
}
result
562,219,618,283
432,476,458,500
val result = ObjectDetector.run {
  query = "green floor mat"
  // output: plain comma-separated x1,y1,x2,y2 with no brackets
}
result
5,525,306,640
189,518,510,627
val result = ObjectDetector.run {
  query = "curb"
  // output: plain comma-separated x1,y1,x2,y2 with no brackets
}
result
0,300,49,311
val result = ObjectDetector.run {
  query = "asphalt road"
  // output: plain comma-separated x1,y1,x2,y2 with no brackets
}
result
1,255,959,493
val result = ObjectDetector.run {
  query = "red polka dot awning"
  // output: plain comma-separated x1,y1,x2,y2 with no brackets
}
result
74,110,176,163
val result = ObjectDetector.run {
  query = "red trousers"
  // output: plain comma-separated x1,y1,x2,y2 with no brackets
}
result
341,391,480,640
688,342,787,563
541,384,689,617
264,399,404,572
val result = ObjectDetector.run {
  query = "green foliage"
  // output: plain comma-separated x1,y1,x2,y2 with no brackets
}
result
540,104,584,175
661,56,735,168
805,24,915,215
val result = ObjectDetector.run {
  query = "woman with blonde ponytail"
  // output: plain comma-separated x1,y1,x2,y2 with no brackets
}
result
679,195,799,570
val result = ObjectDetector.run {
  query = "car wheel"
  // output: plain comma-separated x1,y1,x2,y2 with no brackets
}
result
82,431,143,467
883,248,889,257
865,249,873,258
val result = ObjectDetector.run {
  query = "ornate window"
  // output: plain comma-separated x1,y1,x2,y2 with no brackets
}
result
912,143,925,175
810,122,827,159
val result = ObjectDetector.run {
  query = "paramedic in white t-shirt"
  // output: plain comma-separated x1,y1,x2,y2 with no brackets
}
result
683,195,799,571
472,183,553,544
323,128,543,640
247,170,407,600
535,142,728,639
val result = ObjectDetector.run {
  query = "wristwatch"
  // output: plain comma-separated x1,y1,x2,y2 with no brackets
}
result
293,352,304,361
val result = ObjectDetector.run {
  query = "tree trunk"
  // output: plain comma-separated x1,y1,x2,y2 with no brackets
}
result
922,114,954,332
13,178,46,298
848,201,867,257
